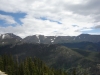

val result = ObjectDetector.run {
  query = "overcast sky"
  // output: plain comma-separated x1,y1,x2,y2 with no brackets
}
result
0,0,100,38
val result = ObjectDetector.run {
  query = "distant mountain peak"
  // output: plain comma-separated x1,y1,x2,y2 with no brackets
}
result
0,33,22,45
1,33,12,39
1,33,100,45
78,34,90,36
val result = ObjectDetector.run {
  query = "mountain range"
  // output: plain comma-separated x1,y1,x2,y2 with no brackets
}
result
1,33,100,45
0,33,100,75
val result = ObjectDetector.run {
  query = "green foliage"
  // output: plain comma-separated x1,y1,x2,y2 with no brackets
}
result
61,42,100,52
0,44,100,75
0,55,69,75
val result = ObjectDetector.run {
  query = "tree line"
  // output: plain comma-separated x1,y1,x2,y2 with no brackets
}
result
0,55,88,75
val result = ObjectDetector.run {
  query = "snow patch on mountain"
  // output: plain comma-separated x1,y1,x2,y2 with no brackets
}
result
2,34,6,39
38,40,40,43
51,40,54,43
36,35,40,43
50,39,55,43
1,34,12,39
36,34,39,39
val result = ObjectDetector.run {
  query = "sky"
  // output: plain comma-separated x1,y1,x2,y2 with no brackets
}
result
0,0,100,38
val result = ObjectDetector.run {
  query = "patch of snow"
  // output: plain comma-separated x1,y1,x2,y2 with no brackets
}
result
36,35,40,43
51,40,54,42
2,34,6,39
50,39,55,43
36,34,39,39
38,39,40,43
1,34,11,39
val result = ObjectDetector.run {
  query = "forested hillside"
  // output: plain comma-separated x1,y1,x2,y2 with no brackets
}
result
61,42,100,52
0,55,69,75
0,44,100,75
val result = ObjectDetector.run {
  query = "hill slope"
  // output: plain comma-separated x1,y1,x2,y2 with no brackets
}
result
0,44,100,75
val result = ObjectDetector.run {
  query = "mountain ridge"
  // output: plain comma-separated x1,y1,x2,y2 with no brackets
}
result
1,33,100,45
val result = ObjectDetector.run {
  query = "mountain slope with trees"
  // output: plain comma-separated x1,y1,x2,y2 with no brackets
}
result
0,44,100,75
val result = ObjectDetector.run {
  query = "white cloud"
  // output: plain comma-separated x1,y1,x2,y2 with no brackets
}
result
89,33,100,35
0,14,16,24
0,0,100,38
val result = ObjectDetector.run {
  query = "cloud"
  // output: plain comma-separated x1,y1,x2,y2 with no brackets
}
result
64,0,100,15
94,25,100,29
0,0,100,38
0,14,17,24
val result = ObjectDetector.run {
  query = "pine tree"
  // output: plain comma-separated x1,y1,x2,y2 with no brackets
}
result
0,55,69,75
0,56,3,71
72,68,77,75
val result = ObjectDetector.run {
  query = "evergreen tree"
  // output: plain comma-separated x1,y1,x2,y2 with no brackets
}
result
72,68,76,75
0,56,3,71
0,55,69,75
